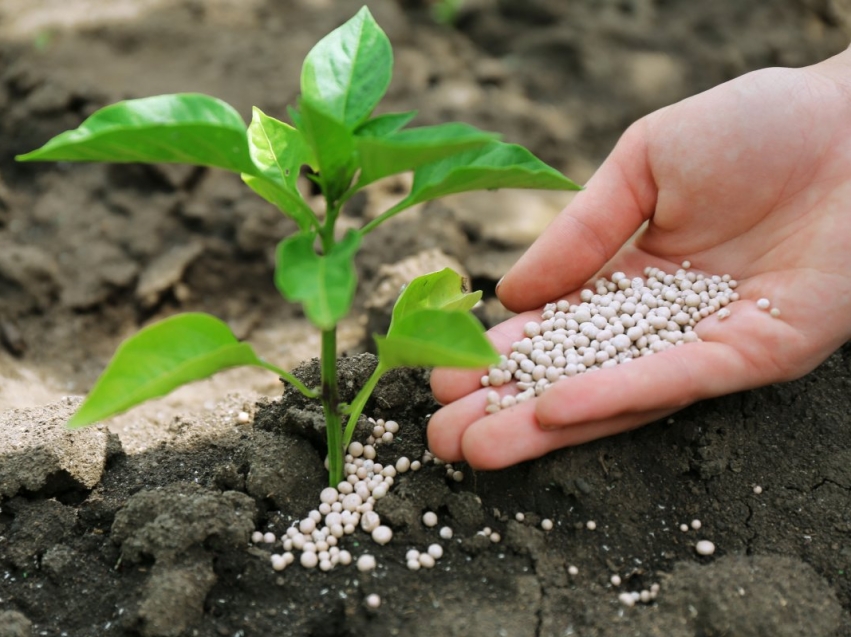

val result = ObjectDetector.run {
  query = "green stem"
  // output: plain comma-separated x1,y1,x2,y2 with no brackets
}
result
360,200,411,235
342,363,385,449
318,196,347,486
256,360,318,399
321,326,343,487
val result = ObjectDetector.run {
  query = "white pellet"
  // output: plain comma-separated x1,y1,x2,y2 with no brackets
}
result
541,519,553,531
372,526,393,545
365,593,381,609
439,526,453,539
301,552,318,569
756,298,770,310
357,554,376,572
271,554,287,571
422,511,438,527
695,540,716,556
418,553,436,568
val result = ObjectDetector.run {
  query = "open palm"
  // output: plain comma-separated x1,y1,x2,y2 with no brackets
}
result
428,49,851,469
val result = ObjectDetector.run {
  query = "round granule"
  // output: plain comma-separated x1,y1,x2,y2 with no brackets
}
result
371,526,393,545
427,544,444,559
357,554,377,572
365,594,381,609
695,540,716,556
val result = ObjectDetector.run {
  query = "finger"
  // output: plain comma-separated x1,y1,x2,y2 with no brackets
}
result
460,406,676,470
498,120,658,313
430,310,543,405
427,387,533,463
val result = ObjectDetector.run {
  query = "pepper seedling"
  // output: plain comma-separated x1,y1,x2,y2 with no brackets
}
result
17,7,580,486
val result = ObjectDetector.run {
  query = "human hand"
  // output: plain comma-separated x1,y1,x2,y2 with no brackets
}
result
428,47,851,469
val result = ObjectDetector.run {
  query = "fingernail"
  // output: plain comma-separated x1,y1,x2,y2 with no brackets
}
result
495,276,504,297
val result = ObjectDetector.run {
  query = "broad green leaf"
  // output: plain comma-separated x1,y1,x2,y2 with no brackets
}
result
390,268,481,332
355,123,497,187
300,6,392,128
287,105,304,130
68,313,266,428
275,230,361,329
372,141,582,228
17,94,256,174
355,110,418,137
375,309,499,369
299,98,357,200
244,107,317,229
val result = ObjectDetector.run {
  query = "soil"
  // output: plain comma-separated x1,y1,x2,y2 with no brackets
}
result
1,1,850,636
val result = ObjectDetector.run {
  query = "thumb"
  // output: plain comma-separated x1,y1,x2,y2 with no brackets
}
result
497,119,658,312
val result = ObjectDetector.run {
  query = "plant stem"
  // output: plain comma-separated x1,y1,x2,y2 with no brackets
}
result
256,360,319,399
342,363,385,449
321,326,343,487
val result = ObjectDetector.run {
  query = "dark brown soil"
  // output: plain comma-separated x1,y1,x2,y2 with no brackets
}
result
1,1,850,636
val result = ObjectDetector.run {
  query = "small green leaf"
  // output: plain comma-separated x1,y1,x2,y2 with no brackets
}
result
17,94,256,174
355,110,417,137
299,98,357,200
355,123,497,187
375,309,499,369
244,107,317,229
390,268,482,332
68,313,267,428
301,6,393,128
248,107,314,191
368,141,582,230
275,230,361,330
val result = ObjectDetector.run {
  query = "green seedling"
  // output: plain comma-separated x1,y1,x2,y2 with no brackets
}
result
17,7,580,486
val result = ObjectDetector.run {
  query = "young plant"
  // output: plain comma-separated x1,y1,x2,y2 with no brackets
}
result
16,7,580,486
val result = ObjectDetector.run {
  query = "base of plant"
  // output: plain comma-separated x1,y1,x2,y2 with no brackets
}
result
250,416,457,573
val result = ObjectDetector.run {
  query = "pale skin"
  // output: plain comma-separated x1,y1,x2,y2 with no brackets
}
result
428,46,851,470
